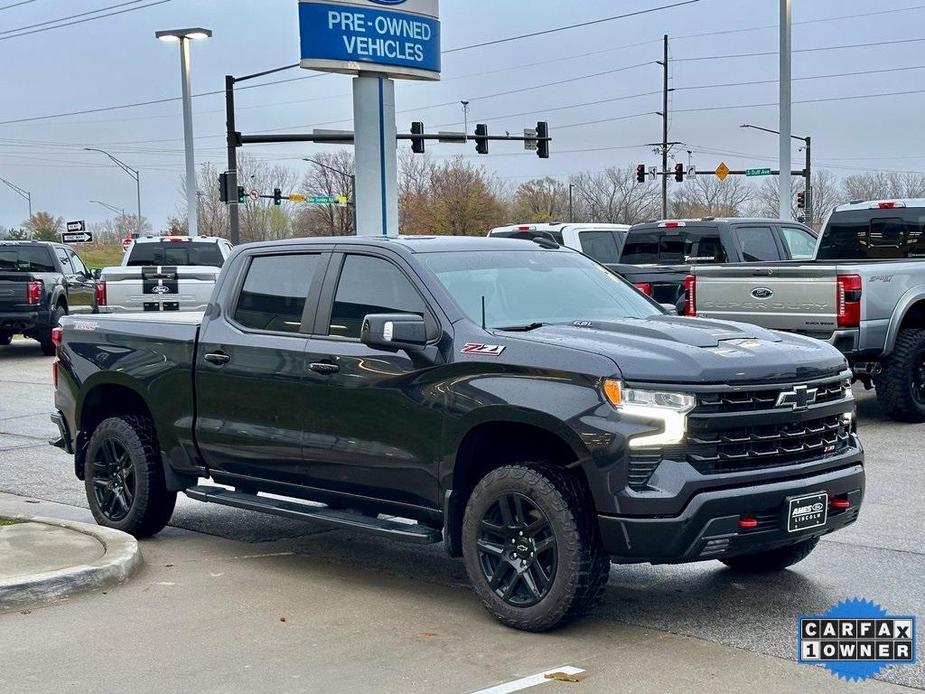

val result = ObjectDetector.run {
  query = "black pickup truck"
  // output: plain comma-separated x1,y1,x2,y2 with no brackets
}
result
51,236,863,631
613,218,818,311
0,241,97,355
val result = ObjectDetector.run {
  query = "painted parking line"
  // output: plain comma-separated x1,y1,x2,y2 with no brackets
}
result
471,666,586,694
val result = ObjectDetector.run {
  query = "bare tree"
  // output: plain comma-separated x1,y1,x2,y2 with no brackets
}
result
194,161,230,238
293,150,355,237
841,171,925,202
671,175,754,218
569,167,660,224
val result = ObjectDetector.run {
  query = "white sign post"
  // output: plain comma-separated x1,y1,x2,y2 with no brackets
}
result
298,0,441,237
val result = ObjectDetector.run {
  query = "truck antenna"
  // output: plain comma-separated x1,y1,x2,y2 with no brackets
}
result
481,296,486,330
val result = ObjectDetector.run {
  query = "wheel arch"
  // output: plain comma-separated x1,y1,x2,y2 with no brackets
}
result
442,411,594,557
884,289,925,356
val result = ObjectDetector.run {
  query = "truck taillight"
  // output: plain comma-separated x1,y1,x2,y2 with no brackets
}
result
683,275,697,316
27,280,42,305
51,326,63,348
633,282,652,296
96,280,107,306
836,274,862,327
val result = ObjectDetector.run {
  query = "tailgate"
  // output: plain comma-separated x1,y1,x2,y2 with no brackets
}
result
608,263,689,305
694,264,839,333
103,266,219,312
0,274,34,312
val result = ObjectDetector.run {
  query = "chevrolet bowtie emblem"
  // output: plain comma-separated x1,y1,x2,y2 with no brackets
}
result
776,385,818,411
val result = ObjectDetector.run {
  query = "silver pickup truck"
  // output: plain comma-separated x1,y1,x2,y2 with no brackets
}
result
97,236,233,313
689,199,925,422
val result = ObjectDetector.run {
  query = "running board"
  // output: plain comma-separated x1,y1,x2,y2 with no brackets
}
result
184,485,442,545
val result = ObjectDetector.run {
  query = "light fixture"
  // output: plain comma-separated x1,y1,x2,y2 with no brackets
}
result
155,27,212,42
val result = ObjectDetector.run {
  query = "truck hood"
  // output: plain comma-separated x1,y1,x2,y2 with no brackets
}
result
518,316,846,384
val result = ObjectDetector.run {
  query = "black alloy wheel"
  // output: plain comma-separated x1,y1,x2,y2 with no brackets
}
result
476,492,557,607
914,351,925,406
90,437,136,522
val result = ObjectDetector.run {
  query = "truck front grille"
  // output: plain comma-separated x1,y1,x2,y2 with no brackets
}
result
697,378,848,413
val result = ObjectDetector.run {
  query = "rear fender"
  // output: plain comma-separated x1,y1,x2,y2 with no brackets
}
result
883,287,925,356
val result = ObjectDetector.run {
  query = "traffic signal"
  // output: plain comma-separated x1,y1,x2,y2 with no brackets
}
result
219,172,229,203
636,164,646,184
797,191,805,209
410,121,425,154
273,188,283,206
237,186,246,204
536,121,549,159
475,124,489,155
674,163,685,183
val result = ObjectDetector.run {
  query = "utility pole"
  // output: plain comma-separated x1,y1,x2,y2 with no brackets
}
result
779,0,792,220
660,34,669,219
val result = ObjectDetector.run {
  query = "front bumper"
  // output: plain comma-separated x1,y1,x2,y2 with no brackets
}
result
598,462,864,563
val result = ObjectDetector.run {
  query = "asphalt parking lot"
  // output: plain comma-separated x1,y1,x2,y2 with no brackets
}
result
1,336,923,692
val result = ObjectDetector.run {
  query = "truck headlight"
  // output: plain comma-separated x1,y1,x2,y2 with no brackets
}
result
603,379,696,448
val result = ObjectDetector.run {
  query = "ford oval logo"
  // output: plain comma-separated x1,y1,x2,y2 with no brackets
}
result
751,287,774,299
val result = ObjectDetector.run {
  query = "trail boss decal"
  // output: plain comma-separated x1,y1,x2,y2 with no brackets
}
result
462,342,505,356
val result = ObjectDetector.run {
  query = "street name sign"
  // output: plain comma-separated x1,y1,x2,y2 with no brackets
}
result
66,220,86,233
62,231,93,244
746,168,772,177
309,195,338,204
715,162,730,181
298,0,441,81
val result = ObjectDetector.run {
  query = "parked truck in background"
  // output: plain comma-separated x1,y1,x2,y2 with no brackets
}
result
689,199,925,422
0,241,96,355
52,235,862,631
97,236,233,313
487,223,630,265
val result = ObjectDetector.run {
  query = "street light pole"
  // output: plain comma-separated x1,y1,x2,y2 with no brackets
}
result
740,124,811,223
568,184,574,223
84,148,141,235
156,27,212,237
779,0,792,221
90,200,125,217
303,157,357,234
0,176,32,223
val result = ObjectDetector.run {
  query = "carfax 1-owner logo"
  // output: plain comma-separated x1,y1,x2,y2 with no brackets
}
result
798,598,917,681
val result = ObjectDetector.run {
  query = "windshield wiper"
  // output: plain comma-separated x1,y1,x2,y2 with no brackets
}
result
494,322,548,332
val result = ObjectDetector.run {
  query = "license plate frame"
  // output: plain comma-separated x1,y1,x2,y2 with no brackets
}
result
786,492,828,533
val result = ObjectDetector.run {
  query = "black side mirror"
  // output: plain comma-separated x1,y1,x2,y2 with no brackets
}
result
361,313,427,351
92,268,102,280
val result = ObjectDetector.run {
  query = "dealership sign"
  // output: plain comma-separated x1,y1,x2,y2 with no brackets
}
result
298,0,441,80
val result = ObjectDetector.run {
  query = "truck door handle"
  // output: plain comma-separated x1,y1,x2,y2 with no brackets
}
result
204,351,231,366
309,361,339,375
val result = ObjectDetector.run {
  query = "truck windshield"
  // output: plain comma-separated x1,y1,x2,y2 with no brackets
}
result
620,227,727,265
0,246,55,273
817,208,925,260
126,241,225,267
422,250,660,329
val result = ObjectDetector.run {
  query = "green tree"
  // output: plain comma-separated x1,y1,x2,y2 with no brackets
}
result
24,211,64,241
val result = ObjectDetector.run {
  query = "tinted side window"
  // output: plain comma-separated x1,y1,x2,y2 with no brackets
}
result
329,255,426,339
736,226,782,261
780,226,817,260
55,248,75,274
67,249,89,276
579,231,621,264
234,254,321,333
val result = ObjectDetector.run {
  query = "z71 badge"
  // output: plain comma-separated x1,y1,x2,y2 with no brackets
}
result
461,342,505,356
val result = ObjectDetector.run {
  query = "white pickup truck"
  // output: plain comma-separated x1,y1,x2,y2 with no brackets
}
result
97,236,233,313
487,223,631,264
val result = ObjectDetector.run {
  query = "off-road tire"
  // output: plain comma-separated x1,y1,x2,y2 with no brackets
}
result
721,536,819,572
39,305,66,356
874,328,925,422
84,415,176,538
462,464,609,632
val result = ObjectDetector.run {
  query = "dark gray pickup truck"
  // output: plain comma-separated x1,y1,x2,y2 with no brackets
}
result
51,236,863,631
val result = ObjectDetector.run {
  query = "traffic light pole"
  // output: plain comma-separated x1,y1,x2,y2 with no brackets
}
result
804,135,812,226
225,74,239,245
660,34,669,219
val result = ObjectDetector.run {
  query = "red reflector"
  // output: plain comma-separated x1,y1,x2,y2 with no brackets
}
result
683,274,697,316
738,516,758,529
96,280,107,307
27,280,42,305
51,327,63,347
878,201,896,209
831,498,850,509
633,282,652,296
836,274,862,327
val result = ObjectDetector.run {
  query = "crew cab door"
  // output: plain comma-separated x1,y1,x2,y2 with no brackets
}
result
300,249,444,509
56,247,95,313
194,251,329,484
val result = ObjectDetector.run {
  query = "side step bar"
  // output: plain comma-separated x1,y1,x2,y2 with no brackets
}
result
184,485,442,545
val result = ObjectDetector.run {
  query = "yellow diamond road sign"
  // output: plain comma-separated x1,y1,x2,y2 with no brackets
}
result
715,162,730,181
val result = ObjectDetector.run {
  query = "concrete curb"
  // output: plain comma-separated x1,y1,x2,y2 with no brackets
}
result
0,516,142,610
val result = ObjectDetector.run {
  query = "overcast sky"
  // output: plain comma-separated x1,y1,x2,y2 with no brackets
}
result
1,0,923,230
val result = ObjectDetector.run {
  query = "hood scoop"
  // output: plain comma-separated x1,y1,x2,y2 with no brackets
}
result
568,316,781,348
